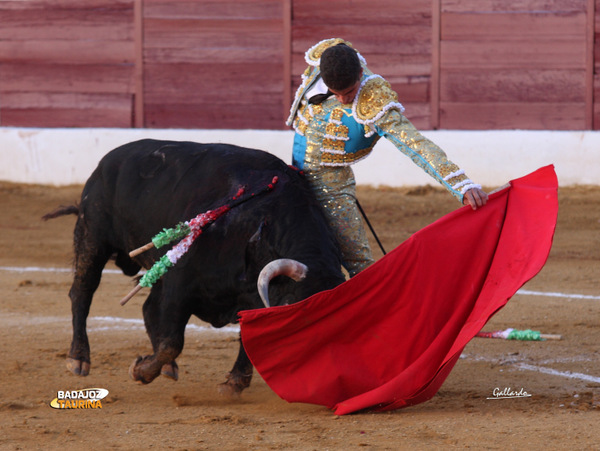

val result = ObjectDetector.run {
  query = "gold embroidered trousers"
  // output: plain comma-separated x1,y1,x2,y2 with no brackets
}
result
304,166,374,277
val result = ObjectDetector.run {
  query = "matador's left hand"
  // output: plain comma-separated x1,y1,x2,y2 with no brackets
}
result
463,187,489,210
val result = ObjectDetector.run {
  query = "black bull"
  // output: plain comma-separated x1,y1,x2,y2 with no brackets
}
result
45,139,345,395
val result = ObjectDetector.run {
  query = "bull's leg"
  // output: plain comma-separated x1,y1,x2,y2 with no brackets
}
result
130,295,190,384
141,284,179,381
67,247,111,376
218,337,254,397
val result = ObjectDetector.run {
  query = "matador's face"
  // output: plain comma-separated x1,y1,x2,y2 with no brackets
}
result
327,69,363,105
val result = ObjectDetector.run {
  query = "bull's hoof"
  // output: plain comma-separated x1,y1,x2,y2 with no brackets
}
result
161,361,179,381
66,357,90,376
129,356,157,384
129,356,145,383
217,371,252,398
217,380,244,398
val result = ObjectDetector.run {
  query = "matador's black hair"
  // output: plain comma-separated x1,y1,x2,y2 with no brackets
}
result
320,43,362,91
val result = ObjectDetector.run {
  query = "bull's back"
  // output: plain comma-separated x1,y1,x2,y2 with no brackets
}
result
98,139,285,187
110,139,289,213
82,139,303,263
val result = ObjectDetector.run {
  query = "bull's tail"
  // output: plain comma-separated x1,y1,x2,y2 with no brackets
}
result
42,204,79,221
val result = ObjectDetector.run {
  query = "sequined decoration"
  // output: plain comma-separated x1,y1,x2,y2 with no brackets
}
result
355,76,400,122
305,38,347,65
376,109,469,201
304,166,374,277
289,38,479,279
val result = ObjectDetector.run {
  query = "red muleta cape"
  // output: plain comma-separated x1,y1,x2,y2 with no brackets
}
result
239,165,558,415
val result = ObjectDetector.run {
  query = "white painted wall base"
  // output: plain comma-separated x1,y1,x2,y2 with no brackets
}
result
1,127,598,187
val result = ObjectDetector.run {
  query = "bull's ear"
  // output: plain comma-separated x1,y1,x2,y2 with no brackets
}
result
248,220,266,245
243,220,270,281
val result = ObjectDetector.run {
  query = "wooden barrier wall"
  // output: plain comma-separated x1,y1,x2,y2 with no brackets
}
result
438,0,591,130
0,1,135,127
0,0,596,130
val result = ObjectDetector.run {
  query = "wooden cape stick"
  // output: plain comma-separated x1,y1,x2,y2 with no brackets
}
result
489,182,511,195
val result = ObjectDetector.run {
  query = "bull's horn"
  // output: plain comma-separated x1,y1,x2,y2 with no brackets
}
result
257,259,308,308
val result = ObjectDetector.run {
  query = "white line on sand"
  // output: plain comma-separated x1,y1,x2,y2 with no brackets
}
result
462,354,600,384
517,289,600,301
0,266,122,274
515,363,600,384
2,266,600,301
88,316,240,334
0,312,239,335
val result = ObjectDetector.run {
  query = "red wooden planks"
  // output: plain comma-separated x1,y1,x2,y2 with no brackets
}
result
0,0,135,127
141,0,286,129
440,102,586,130
0,0,597,130
1,92,132,127
438,2,589,130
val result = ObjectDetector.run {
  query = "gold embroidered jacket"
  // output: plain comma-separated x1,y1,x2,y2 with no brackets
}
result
288,38,480,202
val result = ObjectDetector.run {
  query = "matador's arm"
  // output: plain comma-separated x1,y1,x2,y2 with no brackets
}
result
374,109,481,204
354,75,482,204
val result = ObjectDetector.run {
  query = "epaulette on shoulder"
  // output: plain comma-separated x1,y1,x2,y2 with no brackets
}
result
353,75,405,125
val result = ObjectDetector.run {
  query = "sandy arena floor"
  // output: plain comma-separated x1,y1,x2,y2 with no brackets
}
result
0,180,598,450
